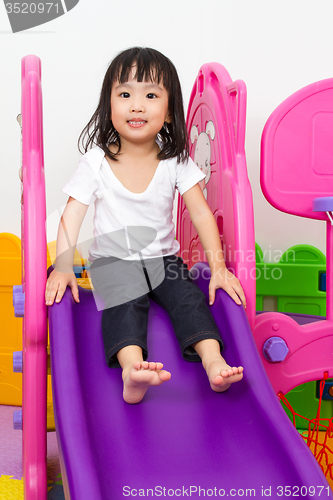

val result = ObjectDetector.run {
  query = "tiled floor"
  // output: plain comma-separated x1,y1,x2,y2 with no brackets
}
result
0,405,65,499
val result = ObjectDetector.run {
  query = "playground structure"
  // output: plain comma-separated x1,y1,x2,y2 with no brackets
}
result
254,78,333,397
7,55,333,498
11,56,48,499
177,67,256,329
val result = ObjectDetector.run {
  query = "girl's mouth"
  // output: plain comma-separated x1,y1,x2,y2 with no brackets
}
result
128,120,147,127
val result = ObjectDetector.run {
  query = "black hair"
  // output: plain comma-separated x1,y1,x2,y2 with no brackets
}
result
78,47,189,163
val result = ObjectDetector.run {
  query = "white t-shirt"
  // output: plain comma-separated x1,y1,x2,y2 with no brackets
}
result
62,146,205,263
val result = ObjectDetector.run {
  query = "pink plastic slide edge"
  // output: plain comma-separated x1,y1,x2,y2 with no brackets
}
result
21,55,48,500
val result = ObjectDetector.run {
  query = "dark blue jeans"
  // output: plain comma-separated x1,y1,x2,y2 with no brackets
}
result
90,255,223,368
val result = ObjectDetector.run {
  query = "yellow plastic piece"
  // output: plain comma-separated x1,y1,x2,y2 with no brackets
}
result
0,476,24,499
46,347,55,430
77,277,94,289
0,233,23,406
47,240,86,268
47,401,55,431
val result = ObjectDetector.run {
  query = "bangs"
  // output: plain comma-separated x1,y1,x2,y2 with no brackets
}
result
112,47,172,91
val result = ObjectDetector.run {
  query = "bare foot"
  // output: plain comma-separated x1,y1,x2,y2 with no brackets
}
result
204,356,243,393
122,361,171,404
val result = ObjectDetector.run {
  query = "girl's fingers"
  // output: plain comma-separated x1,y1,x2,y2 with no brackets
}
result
209,288,216,306
69,280,80,303
45,281,58,305
54,282,66,303
209,280,246,307
227,283,246,307
237,288,247,308
45,271,79,305
230,289,242,306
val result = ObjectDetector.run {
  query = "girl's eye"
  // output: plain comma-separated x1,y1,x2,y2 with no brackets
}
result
146,93,157,99
120,92,130,98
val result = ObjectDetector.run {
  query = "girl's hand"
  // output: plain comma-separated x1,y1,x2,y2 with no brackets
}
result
209,267,246,308
45,269,79,306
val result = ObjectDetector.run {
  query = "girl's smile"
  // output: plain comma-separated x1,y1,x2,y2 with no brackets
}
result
127,119,147,128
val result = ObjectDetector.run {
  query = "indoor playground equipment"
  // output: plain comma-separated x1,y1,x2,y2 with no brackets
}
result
177,70,256,329
254,79,333,397
14,55,333,499
12,55,48,499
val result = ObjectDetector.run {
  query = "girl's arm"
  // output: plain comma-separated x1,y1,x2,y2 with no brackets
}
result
45,197,88,306
182,184,246,307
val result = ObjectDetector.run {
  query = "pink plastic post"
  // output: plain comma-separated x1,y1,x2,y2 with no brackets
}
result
176,63,256,328
256,78,333,394
20,55,47,500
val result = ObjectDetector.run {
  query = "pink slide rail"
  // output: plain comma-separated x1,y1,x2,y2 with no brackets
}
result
255,78,333,395
14,55,48,500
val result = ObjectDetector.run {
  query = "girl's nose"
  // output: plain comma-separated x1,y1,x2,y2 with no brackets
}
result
130,100,145,113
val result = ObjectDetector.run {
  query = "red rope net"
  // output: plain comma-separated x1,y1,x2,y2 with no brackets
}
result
279,372,333,486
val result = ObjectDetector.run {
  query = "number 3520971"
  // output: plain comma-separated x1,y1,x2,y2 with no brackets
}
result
5,3,60,14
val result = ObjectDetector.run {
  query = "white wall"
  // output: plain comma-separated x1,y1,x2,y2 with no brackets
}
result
1,0,332,261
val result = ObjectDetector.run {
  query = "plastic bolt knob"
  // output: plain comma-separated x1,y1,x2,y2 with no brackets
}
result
313,197,333,212
263,336,289,363
13,285,25,317
13,409,23,430
13,351,23,373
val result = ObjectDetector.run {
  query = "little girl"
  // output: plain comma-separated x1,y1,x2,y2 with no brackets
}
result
45,47,245,404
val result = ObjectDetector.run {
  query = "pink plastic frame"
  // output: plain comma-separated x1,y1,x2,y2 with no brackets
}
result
21,55,48,499
255,79,333,395
176,63,256,328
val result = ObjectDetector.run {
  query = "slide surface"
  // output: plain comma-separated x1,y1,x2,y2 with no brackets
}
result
49,262,331,500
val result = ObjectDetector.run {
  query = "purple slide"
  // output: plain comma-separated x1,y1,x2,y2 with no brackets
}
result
48,262,331,500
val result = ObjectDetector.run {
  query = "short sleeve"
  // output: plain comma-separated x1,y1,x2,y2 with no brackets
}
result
62,157,99,205
175,157,206,195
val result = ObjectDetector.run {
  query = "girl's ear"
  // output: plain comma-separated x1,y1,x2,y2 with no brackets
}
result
165,112,172,123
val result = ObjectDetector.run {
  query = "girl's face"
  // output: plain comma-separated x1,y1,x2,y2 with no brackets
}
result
110,66,171,149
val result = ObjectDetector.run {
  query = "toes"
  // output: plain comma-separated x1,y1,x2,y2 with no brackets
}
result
221,366,243,378
138,361,165,371
147,362,164,371
160,370,171,382
211,374,223,385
